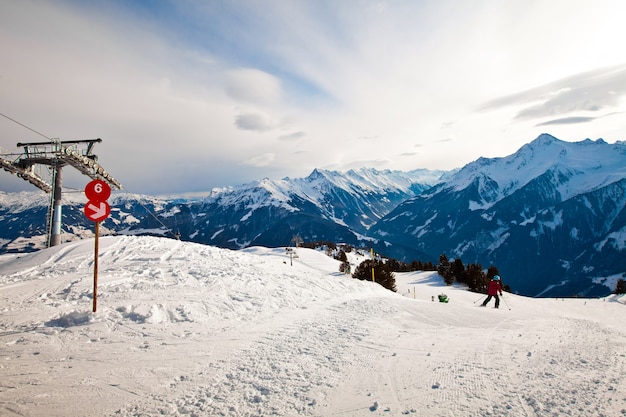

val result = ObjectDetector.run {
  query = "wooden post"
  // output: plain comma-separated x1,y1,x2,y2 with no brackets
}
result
93,221,99,312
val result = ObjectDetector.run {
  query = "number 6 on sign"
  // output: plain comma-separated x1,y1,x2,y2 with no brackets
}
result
85,179,111,202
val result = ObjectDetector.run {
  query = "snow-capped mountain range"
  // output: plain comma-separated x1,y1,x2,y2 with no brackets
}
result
1,134,625,297
0,167,445,255
371,134,626,297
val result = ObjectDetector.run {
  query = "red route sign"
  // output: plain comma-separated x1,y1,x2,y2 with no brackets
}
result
84,179,112,312
84,200,111,222
85,179,111,202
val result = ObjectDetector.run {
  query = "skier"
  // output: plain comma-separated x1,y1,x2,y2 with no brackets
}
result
481,275,503,308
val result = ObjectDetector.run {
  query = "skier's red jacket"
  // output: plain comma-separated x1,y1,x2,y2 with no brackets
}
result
487,280,503,296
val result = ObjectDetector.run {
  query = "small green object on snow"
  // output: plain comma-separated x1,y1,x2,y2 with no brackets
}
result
438,294,449,303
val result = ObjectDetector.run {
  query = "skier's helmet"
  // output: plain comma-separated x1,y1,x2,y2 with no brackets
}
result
493,275,500,281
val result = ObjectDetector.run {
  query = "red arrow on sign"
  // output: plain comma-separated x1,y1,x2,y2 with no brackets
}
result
84,201,111,222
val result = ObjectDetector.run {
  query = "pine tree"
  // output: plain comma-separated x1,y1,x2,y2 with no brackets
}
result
353,259,397,292
487,266,500,280
387,259,400,271
466,263,488,293
615,279,626,294
452,258,466,283
336,250,351,274
437,254,454,285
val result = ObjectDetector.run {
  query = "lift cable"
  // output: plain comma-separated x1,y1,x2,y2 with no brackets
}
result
0,111,53,142
1,112,180,242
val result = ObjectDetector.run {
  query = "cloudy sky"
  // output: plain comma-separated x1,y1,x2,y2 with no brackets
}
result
1,0,625,195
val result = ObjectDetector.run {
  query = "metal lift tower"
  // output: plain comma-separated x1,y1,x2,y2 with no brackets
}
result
0,139,122,247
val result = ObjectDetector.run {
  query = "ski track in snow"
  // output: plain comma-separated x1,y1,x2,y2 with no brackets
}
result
0,235,625,417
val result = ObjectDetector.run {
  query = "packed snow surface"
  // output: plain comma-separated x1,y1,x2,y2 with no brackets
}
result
1,236,624,417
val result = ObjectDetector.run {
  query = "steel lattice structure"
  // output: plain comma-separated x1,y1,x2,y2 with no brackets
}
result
0,139,122,247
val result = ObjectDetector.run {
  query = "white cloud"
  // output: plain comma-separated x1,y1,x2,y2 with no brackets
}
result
278,131,306,141
1,0,625,194
480,65,626,123
243,153,275,167
235,112,277,132
225,69,282,104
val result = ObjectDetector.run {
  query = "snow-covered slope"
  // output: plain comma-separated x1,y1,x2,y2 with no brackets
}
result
1,236,624,416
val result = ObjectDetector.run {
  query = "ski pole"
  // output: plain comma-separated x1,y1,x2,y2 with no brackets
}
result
501,294,511,310
473,294,486,304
